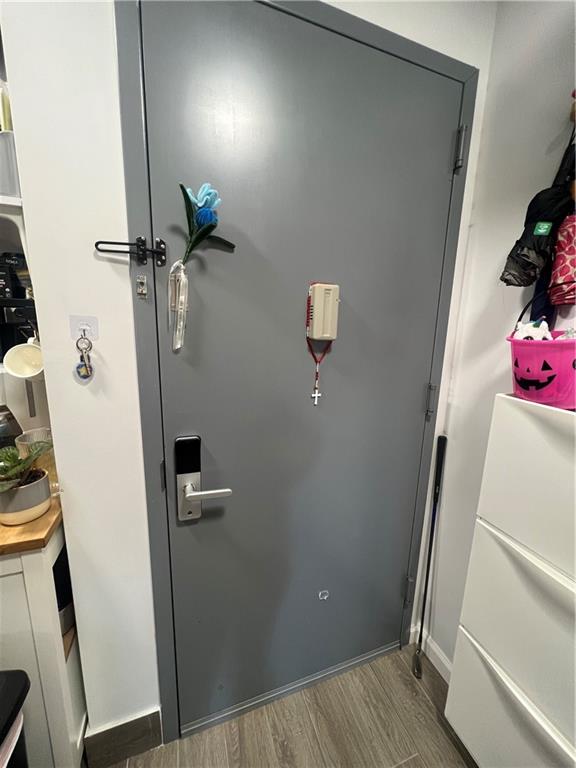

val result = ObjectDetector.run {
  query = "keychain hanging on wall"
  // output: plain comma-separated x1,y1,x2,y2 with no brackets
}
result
75,330,94,381
306,283,340,405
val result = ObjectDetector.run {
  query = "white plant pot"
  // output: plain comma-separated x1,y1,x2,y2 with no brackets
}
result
0,469,51,526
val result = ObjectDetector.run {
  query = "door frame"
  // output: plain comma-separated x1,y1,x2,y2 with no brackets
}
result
115,0,477,742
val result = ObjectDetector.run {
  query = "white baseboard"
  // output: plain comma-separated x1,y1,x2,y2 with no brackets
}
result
423,632,452,682
407,624,452,683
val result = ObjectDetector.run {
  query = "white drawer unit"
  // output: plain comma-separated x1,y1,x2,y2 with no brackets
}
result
459,519,575,743
447,628,575,768
446,395,576,768
476,395,575,578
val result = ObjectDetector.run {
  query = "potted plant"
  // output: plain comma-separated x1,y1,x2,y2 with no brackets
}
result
0,441,53,526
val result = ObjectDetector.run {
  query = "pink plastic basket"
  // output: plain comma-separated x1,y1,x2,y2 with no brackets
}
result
507,291,576,410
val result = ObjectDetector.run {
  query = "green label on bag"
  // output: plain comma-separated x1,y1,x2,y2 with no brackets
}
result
533,221,552,235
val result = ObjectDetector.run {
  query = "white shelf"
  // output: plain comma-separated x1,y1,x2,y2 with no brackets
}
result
0,194,22,207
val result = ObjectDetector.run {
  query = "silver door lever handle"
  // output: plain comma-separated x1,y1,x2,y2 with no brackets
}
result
184,484,232,501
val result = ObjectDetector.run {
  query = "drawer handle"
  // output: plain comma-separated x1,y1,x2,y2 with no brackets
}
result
478,519,575,595
461,626,576,763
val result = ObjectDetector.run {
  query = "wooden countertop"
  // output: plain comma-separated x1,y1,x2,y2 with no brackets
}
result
0,499,62,556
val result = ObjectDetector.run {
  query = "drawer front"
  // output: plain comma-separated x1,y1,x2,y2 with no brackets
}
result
446,627,576,768
460,519,575,742
477,395,574,578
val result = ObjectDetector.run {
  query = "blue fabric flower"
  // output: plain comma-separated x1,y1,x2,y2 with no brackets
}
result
195,207,218,228
187,182,221,211
179,181,223,265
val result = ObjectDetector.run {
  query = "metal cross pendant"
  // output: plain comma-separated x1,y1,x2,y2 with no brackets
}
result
310,361,323,405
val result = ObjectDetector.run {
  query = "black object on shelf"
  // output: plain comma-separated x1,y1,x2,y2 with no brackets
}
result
0,669,30,768
0,266,13,299
0,252,36,362
0,298,35,308
53,548,75,635
0,253,31,300
0,405,22,449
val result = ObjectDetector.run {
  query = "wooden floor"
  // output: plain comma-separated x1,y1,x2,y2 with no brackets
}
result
115,647,474,768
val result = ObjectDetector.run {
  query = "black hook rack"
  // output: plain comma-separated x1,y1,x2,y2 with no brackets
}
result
95,236,166,266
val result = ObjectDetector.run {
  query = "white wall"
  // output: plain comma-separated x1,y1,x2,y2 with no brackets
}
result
1,1,159,733
428,0,575,667
334,0,498,677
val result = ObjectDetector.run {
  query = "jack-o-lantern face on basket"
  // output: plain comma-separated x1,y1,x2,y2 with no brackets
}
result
514,357,557,391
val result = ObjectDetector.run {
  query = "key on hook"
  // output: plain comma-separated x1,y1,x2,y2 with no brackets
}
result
76,332,94,380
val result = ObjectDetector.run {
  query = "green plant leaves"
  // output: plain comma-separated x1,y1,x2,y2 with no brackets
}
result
0,446,21,470
0,441,52,487
0,478,21,493
0,453,37,480
28,441,52,460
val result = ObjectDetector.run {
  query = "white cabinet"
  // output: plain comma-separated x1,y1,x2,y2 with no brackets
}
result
0,568,53,767
0,513,86,768
448,627,573,768
445,395,576,768
459,519,574,741
475,394,574,578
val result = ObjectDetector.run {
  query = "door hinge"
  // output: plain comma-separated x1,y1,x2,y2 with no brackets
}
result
160,459,167,492
94,236,166,267
404,574,416,608
425,382,438,421
454,124,468,172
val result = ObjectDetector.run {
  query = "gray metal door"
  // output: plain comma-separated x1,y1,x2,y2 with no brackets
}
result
140,0,463,731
